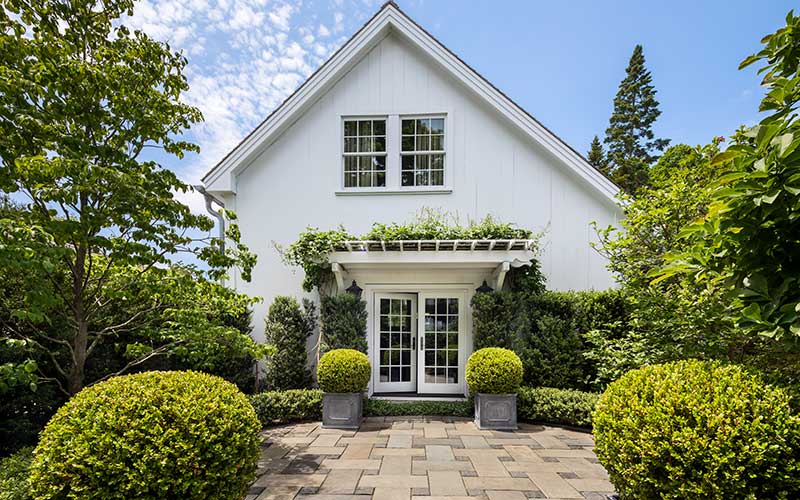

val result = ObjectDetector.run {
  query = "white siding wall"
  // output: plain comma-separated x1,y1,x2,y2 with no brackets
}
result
228,32,620,342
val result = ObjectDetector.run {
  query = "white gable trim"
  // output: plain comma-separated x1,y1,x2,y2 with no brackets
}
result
202,2,620,205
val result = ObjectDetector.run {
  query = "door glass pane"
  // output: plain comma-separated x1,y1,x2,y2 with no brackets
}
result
422,297,459,385
379,298,413,383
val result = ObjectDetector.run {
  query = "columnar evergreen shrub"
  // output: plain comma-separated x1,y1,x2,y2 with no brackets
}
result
264,296,315,390
320,294,368,354
249,389,323,425
472,290,628,390
465,348,523,394
29,371,260,500
594,360,800,500
317,349,370,393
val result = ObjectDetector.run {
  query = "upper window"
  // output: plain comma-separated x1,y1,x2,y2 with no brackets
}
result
401,117,445,187
343,119,386,188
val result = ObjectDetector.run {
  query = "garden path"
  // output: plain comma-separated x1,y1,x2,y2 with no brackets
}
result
248,417,614,500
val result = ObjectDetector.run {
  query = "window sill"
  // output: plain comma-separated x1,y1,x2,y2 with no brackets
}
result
335,188,453,196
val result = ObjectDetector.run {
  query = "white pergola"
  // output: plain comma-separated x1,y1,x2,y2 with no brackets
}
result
329,239,537,293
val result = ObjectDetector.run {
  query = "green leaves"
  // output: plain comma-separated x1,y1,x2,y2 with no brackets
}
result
317,349,371,393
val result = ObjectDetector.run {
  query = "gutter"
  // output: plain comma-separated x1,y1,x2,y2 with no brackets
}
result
193,185,225,253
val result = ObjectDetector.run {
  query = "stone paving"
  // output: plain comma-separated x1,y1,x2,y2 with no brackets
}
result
247,416,614,500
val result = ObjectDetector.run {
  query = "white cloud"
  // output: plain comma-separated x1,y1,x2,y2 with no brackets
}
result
318,23,330,37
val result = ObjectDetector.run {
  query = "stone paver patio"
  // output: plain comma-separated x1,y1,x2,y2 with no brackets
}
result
247,416,614,500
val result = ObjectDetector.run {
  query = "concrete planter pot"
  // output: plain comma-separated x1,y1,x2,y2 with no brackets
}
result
322,392,363,429
474,393,517,430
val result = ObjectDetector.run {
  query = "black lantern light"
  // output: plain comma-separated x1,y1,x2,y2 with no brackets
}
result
475,280,494,293
346,280,363,298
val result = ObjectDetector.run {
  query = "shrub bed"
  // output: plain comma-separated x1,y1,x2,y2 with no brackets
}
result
0,446,33,500
317,349,370,393
517,387,599,428
594,360,800,499
364,399,473,417
29,371,260,500
249,389,323,425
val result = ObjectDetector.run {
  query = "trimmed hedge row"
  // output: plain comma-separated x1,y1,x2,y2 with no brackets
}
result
248,387,598,428
518,387,599,428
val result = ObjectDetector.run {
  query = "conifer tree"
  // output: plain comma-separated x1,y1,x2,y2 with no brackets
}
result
587,135,608,174
604,45,670,193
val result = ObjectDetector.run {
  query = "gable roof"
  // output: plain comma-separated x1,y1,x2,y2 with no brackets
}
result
202,1,620,204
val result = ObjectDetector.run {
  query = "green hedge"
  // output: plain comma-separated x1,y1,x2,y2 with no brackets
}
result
320,294,368,354
29,371,260,500
264,296,315,391
364,398,473,417
0,446,33,500
517,387,599,428
465,347,523,394
594,360,800,499
249,389,323,425
472,289,629,391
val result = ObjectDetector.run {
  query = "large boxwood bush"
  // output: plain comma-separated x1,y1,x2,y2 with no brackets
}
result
317,349,370,393
594,360,800,499
465,347,523,394
249,389,323,425
29,371,260,500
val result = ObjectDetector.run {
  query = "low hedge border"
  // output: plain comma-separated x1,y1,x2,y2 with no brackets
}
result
249,387,598,429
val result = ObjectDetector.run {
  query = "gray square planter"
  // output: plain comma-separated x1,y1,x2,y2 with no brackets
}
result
322,393,363,429
474,393,517,430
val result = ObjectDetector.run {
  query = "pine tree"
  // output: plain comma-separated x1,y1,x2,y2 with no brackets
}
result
587,135,608,174
604,45,670,194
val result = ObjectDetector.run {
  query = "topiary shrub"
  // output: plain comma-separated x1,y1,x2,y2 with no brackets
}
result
264,296,316,391
0,446,33,500
517,387,599,428
594,360,800,500
29,371,260,500
320,294,368,354
249,389,323,425
317,349,370,393
465,347,523,394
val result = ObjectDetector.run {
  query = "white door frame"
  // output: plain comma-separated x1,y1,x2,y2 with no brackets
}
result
417,291,467,395
372,292,417,393
364,283,472,396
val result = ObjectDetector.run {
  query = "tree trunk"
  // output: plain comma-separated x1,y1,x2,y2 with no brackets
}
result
68,237,88,395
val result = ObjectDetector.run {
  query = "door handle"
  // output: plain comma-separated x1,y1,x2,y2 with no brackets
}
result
419,336,423,351
412,337,416,350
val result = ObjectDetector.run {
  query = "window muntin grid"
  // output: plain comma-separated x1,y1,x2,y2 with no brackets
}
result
423,297,459,384
401,117,445,187
343,119,386,188
378,297,413,383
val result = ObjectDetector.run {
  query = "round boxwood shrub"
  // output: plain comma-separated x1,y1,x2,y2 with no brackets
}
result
465,347,523,394
593,360,800,500
29,371,260,500
317,349,370,393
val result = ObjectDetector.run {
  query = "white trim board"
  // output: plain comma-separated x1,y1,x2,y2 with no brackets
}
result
201,2,620,205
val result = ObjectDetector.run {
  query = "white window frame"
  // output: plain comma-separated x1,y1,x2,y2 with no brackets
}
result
340,115,388,191
338,113,451,194
399,114,447,191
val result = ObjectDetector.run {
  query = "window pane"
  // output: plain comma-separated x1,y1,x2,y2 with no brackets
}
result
401,155,414,171
344,156,357,171
344,137,357,153
359,120,371,135
374,171,385,187
430,170,444,186
374,136,385,152
380,367,389,382
373,120,385,135
417,135,430,151
359,172,370,186
416,171,429,186
373,155,386,171
358,137,372,153
402,119,415,134
430,118,444,134
401,171,414,186
344,173,357,187
344,121,357,136
402,136,414,151
430,135,444,151
431,154,444,169
417,119,430,134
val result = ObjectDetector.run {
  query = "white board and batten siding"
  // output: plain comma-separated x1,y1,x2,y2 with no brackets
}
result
209,30,621,343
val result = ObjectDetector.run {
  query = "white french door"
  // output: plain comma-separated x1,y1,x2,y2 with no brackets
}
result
373,293,417,393
417,292,465,394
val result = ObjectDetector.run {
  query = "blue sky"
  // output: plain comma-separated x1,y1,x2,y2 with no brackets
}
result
123,0,796,211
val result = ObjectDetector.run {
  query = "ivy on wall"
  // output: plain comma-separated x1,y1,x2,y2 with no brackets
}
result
278,209,538,293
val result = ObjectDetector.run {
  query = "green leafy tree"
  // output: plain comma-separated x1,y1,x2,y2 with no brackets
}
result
587,135,608,174
0,0,256,395
264,297,315,390
604,45,670,193
657,12,800,341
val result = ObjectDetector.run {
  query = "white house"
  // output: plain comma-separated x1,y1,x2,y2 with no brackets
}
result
201,2,621,397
